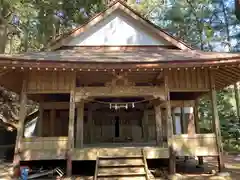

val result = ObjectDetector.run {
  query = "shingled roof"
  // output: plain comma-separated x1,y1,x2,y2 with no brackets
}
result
0,48,240,63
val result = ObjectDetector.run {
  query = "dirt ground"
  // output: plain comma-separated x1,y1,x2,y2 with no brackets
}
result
173,155,240,180
0,155,239,180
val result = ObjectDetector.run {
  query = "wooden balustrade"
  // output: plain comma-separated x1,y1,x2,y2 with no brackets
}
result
21,137,68,150
172,133,218,156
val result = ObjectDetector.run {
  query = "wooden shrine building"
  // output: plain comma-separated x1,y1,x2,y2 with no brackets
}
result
0,0,240,178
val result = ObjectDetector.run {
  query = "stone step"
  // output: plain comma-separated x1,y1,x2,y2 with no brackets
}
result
98,167,146,176
98,158,144,167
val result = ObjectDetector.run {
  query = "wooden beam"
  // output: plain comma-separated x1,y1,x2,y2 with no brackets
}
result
14,73,28,165
209,70,224,172
67,72,76,177
169,88,209,92
75,86,165,101
42,102,69,110
154,105,163,145
164,72,176,174
159,100,195,108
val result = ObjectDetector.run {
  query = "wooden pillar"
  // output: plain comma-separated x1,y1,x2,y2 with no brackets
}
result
50,109,56,136
37,105,43,137
76,100,84,148
187,108,195,136
194,100,203,166
164,72,175,174
154,104,163,145
209,70,224,172
234,83,240,122
142,109,149,142
14,74,28,165
171,109,176,134
67,73,76,177
87,105,93,143
180,107,185,134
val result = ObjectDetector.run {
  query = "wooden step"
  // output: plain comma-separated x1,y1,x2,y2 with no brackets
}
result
99,156,143,159
97,176,146,180
94,149,149,180
98,167,145,175
98,172,146,177
98,158,144,167
99,149,142,157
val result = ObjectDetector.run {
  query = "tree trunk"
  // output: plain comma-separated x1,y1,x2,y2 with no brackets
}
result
0,24,7,53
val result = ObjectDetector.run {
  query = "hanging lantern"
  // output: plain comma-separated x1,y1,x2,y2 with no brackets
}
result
12,15,20,25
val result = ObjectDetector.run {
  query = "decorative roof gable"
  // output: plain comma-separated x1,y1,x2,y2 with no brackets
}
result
49,0,192,50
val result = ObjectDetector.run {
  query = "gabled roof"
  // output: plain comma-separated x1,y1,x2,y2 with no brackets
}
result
48,0,192,50
1,48,240,63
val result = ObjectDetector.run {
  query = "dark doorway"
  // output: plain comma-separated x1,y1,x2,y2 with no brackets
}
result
115,116,120,137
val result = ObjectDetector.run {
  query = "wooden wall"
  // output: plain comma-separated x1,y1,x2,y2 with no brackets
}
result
41,109,69,137
166,68,210,91
84,110,152,144
148,110,156,141
27,71,74,93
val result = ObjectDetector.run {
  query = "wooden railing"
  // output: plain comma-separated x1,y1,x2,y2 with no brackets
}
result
20,137,68,160
172,133,218,156
21,137,68,150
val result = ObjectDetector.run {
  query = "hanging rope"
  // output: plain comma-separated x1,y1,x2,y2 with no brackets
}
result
83,97,159,110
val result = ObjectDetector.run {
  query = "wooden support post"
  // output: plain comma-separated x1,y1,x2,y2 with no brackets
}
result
234,83,240,122
14,74,27,165
154,105,163,145
76,100,84,148
37,105,43,137
67,73,76,177
87,105,93,143
171,109,176,135
142,109,149,142
164,72,176,174
194,100,203,166
209,70,224,172
180,107,185,134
